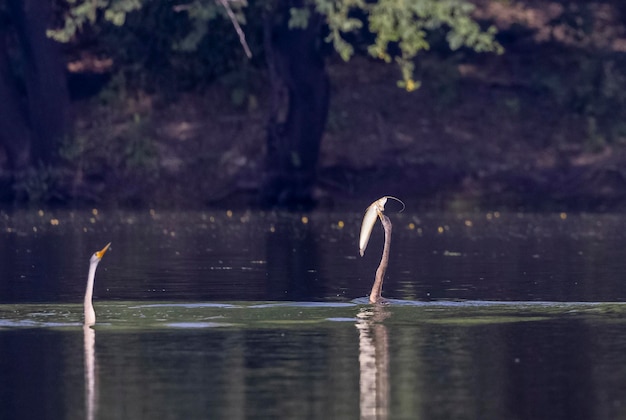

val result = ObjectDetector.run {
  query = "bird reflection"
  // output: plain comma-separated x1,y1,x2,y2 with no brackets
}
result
356,306,390,420
83,325,98,420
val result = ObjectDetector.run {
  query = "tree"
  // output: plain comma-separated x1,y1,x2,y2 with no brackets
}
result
261,1,330,208
47,0,501,209
0,0,70,173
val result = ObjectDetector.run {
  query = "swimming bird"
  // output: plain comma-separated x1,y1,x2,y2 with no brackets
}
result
84,243,111,326
359,197,404,303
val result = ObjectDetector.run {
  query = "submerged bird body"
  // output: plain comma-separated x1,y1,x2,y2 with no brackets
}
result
84,243,111,326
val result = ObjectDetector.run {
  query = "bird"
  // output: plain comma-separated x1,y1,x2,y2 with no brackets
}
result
84,242,111,326
359,197,404,304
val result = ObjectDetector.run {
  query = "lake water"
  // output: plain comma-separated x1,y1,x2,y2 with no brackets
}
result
2,208,626,419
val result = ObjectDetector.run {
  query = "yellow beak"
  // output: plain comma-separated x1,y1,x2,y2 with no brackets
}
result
95,242,111,259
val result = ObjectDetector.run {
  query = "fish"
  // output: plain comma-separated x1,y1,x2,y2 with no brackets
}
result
359,196,405,257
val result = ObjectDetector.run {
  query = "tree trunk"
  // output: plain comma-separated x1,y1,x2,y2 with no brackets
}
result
261,5,330,209
0,28,31,172
5,0,70,166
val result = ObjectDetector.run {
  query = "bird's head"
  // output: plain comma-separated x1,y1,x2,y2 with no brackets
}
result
90,242,111,265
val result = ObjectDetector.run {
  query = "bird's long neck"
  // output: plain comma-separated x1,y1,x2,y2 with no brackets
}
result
370,215,392,304
84,262,97,325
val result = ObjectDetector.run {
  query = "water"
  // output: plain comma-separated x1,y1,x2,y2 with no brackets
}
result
2,209,626,419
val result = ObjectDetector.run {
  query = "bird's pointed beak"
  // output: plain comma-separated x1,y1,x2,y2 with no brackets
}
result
95,242,111,259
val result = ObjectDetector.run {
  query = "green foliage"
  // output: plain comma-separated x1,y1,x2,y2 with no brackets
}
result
47,0,144,42
48,0,248,60
14,107,162,205
288,7,311,30
311,0,364,61
418,54,463,107
69,111,158,176
532,52,626,147
217,66,263,109
62,2,250,95
12,165,65,203
585,116,606,151
119,114,159,174
313,0,502,90
171,1,243,52
50,0,500,91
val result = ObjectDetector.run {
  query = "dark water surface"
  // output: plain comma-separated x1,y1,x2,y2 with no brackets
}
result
2,209,626,419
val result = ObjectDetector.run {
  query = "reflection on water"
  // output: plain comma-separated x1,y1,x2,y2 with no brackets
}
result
357,306,389,420
83,326,97,420
4,210,626,419
3,209,626,303
265,217,325,300
2,302,626,419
